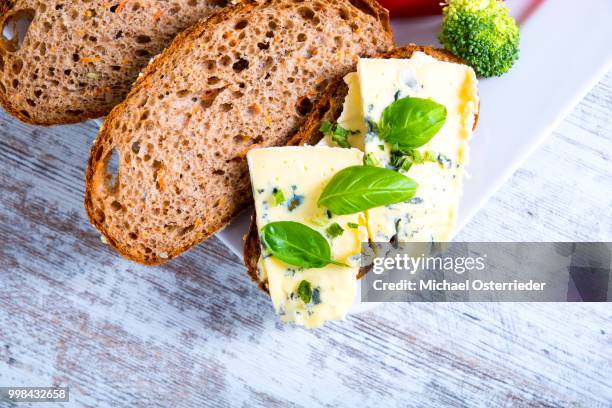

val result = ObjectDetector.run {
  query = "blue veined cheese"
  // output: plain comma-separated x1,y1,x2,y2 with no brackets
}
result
247,146,367,328
349,52,479,242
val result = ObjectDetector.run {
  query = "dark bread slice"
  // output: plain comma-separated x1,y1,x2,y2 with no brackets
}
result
0,0,236,125
244,45,480,292
85,0,394,265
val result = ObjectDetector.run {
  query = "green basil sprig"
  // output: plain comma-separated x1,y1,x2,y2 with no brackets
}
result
261,221,347,268
318,166,418,215
378,97,447,149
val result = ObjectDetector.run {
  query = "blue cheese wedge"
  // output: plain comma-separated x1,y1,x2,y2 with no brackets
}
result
247,146,367,328
341,52,479,242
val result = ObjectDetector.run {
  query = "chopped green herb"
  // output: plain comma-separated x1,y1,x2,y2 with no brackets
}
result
297,280,313,304
391,146,441,173
364,153,379,167
347,222,360,229
412,149,424,164
399,158,413,172
326,222,344,238
423,150,438,162
319,120,359,148
378,144,385,151
319,120,333,133
272,188,286,205
332,128,351,148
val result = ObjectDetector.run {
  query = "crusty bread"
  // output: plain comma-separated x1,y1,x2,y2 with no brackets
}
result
85,0,394,265
0,0,237,125
244,45,479,292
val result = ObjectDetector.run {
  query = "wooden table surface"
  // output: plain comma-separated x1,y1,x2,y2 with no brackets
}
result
0,69,611,407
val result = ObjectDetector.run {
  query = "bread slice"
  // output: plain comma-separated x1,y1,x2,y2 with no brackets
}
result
0,0,237,125
244,45,479,292
85,0,394,265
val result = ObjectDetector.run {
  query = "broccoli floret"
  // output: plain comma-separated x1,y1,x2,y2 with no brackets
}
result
439,0,520,77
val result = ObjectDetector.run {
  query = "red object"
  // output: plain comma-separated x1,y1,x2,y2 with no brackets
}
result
378,0,443,17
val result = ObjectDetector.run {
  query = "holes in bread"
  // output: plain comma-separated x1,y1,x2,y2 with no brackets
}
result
135,49,150,58
135,35,151,44
11,58,23,75
257,42,269,51
176,89,191,98
0,81,6,94
204,59,216,70
298,7,315,20
247,103,262,116
296,96,313,116
232,58,249,73
1,9,35,53
220,103,233,112
103,149,121,192
339,7,350,20
233,134,251,144
297,33,307,42
199,87,225,110
235,20,248,30
179,224,195,236
220,55,231,67
110,200,123,211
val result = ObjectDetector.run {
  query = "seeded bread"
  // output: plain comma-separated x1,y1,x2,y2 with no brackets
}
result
243,45,479,292
85,0,394,265
0,0,237,125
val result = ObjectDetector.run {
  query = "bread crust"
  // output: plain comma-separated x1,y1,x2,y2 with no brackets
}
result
85,0,394,265
244,45,481,292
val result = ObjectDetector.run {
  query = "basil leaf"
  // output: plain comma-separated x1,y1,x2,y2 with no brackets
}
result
379,97,447,148
326,222,344,238
297,280,313,303
261,221,345,268
318,166,418,215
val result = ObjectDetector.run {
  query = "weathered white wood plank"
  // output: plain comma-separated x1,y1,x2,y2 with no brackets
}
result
0,72,610,407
